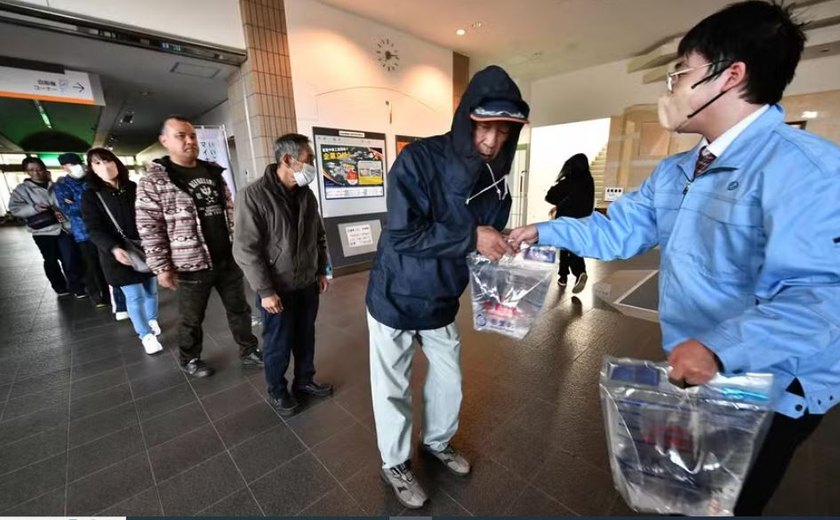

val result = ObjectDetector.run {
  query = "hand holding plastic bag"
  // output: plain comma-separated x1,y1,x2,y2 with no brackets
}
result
467,246,556,339
600,357,777,516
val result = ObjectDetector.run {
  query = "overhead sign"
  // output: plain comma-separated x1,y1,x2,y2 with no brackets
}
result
0,66,98,105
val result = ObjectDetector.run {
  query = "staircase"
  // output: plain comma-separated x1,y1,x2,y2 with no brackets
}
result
590,145,608,206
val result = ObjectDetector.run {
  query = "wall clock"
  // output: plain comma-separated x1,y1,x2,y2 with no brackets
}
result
376,38,400,72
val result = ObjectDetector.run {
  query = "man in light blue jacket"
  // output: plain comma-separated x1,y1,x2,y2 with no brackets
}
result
511,1,840,515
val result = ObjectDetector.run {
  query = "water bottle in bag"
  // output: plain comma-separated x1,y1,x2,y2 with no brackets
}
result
466,246,556,339
600,357,777,516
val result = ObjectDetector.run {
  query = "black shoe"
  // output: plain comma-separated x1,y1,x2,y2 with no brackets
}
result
293,381,334,397
75,292,88,299
269,391,299,417
180,358,214,378
240,350,264,367
56,290,70,297
558,277,568,287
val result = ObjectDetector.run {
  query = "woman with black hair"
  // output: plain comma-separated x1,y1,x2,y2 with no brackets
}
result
544,153,595,293
81,148,163,355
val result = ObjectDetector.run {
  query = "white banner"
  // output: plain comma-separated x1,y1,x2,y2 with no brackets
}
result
195,126,236,198
0,66,98,105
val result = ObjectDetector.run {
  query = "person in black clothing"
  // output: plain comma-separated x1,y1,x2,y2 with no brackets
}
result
136,116,262,378
233,133,333,417
9,157,85,297
56,152,111,307
81,148,163,355
544,153,595,293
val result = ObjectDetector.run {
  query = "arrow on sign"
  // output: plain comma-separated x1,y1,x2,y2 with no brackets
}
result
74,82,85,93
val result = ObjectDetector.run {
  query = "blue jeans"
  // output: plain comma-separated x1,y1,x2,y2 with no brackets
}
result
122,278,158,338
256,283,319,398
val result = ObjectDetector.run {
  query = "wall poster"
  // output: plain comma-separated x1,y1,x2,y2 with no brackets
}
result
312,127,386,200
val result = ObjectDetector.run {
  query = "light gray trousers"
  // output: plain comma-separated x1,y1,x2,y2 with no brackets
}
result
367,311,463,468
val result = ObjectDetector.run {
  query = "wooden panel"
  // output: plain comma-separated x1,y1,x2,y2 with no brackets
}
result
638,121,670,158
453,52,469,113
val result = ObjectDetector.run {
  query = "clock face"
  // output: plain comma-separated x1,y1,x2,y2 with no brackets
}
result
376,38,400,72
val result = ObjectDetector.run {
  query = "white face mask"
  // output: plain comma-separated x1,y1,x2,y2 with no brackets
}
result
658,70,729,133
293,163,317,187
68,164,86,179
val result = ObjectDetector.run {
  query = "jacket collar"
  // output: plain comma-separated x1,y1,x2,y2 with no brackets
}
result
151,156,225,177
262,163,307,200
676,104,786,179
24,178,51,189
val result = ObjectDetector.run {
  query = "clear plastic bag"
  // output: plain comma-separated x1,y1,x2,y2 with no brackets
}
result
466,247,556,339
600,357,777,516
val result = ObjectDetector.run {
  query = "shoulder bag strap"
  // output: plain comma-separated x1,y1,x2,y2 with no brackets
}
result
95,192,127,240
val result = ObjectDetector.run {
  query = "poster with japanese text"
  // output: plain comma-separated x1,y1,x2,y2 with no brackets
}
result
313,128,386,200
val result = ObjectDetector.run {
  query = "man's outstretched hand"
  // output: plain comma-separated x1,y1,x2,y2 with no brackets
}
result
508,224,539,250
477,226,514,261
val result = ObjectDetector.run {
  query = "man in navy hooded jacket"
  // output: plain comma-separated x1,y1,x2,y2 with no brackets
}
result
366,66,529,509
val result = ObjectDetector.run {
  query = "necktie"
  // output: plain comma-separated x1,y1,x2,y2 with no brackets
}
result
694,146,716,179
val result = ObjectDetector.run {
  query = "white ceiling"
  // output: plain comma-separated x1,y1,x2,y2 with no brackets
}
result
0,20,237,154
316,0,776,79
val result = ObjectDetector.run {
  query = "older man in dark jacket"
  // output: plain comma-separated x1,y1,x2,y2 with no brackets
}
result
365,66,529,509
233,133,333,417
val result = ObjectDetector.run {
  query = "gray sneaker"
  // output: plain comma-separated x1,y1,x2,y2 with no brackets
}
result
572,272,588,294
380,462,428,509
422,444,471,477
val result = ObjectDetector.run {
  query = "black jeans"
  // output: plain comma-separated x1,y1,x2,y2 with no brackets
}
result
33,232,84,294
176,259,259,364
256,283,319,398
79,240,109,304
559,249,586,280
734,381,824,515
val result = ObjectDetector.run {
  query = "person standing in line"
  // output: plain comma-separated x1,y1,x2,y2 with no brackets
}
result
510,2,840,515
366,65,529,508
9,157,85,298
55,152,110,307
233,133,333,417
82,148,163,354
111,286,130,321
544,153,594,293
136,116,262,378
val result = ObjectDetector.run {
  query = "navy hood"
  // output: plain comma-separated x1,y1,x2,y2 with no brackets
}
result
450,66,530,179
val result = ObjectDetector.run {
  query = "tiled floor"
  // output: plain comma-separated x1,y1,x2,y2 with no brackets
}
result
0,225,838,516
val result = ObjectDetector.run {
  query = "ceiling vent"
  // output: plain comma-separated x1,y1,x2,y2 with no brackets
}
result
170,62,220,79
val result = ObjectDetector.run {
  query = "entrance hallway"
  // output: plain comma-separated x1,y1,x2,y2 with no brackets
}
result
0,226,837,516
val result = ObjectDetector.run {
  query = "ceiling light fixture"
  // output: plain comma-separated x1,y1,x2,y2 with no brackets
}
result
456,29,466,36
33,100,52,129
